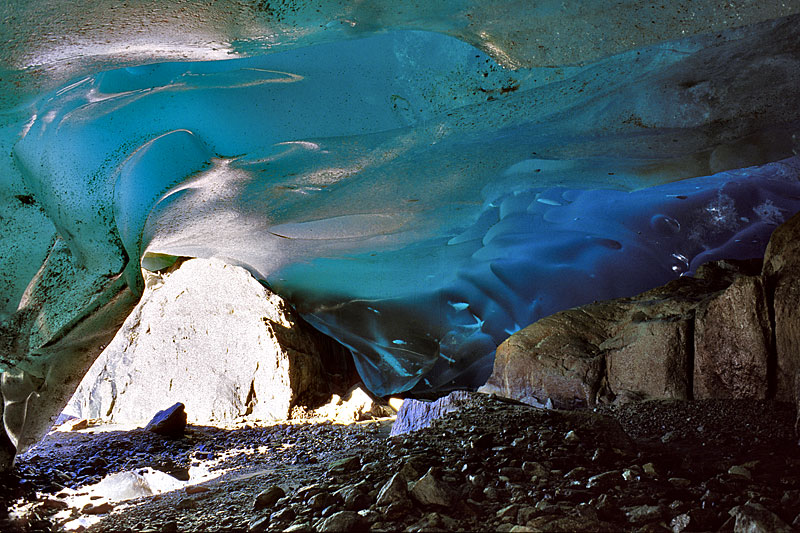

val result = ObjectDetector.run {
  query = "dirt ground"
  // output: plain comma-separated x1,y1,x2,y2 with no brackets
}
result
1,394,799,532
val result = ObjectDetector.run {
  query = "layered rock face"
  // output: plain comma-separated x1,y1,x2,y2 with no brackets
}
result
65,258,355,424
481,212,800,410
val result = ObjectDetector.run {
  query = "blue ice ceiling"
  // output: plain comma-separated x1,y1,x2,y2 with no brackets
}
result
2,1,800,454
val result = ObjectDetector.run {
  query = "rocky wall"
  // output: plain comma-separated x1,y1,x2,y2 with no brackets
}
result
481,211,800,415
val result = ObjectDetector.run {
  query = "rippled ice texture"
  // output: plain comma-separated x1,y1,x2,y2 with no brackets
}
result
2,6,800,445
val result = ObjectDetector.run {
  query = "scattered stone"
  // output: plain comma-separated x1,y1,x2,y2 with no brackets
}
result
587,470,620,489
564,430,580,443
82,501,114,515
39,498,69,510
624,504,664,524
314,511,368,532
248,515,269,532
376,473,409,506
728,465,752,479
67,419,89,432
670,513,691,532
253,485,286,510
283,522,313,533
668,477,691,487
328,455,360,474
308,491,340,510
410,469,454,507
145,403,187,437
522,461,548,478
185,485,211,495
642,463,658,477
729,502,792,533
496,504,520,520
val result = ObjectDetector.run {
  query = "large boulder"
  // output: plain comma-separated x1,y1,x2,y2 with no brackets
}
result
763,211,800,402
65,258,355,424
479,304,616,409
481,258,772,407
693,275,771,399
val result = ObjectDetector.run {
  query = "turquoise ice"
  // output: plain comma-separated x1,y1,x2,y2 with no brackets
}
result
1,1,800,462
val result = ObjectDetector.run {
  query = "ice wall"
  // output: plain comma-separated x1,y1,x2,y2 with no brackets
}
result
1,2,800,458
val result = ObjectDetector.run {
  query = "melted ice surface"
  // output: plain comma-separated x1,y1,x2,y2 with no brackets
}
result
3,9,800,397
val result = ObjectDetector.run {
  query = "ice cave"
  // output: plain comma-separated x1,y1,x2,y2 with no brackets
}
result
2,0,800,469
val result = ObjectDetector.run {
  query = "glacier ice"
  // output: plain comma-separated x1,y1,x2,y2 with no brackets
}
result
1,2,800,461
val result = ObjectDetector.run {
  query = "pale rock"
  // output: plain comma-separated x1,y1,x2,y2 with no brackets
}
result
390,390,473,436
604,317,691,400
312,384,393,423
65,258,353,425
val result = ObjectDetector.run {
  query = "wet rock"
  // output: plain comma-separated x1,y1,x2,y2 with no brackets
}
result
253,485,285,511
145,403,187,437
522,461,548,478
729,502,792,533
496,504,520,520
283,522,313,533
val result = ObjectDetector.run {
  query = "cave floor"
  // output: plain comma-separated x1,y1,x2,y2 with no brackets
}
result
2,395,799,532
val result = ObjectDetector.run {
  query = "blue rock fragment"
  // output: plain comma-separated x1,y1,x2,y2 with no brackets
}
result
145,403,187,437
